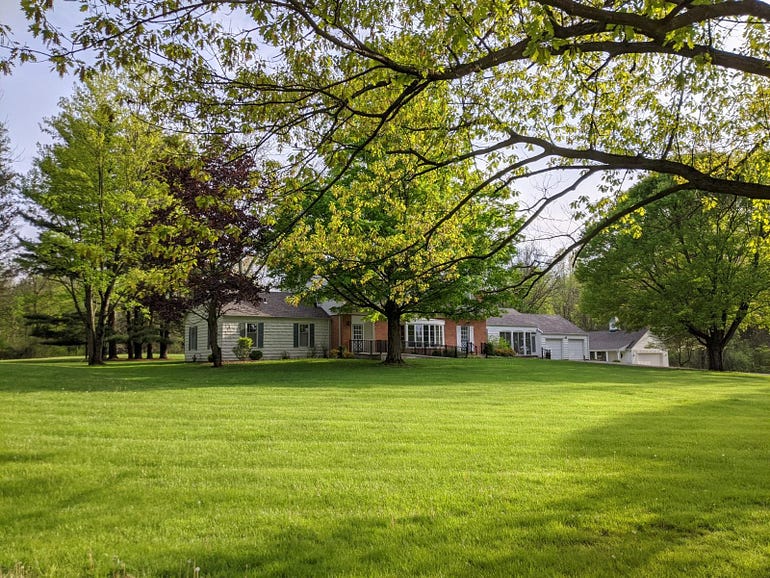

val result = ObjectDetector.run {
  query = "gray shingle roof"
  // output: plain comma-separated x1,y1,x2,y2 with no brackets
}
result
588,329,648,351
487,309,587,335
222,292,329,319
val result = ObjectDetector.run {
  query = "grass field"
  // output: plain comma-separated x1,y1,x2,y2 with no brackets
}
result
1,356,768,577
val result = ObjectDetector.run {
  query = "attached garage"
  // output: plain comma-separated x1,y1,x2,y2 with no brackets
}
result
487,309,589,360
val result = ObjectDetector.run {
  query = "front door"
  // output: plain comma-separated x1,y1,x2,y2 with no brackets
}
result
352,323,364,352
457,325,474,353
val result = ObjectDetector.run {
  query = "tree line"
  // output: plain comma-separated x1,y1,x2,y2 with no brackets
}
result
2,0,770,369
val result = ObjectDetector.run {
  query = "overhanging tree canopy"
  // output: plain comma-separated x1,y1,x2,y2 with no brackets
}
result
5,0,770,268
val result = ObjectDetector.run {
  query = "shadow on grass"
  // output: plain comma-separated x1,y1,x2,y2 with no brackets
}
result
2,387,769,576
4,356,766,394
144,396,769,576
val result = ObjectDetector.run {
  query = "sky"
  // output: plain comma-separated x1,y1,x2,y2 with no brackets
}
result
1,2,80,174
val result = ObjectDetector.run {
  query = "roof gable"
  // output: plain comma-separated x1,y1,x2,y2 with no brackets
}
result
222,292,329,319
588,329,648,351
487,309,587,335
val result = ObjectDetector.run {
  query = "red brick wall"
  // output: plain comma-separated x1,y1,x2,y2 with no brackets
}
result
374,320,388,341
329,315,354,350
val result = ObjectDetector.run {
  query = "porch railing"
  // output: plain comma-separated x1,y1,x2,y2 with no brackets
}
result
349,340,478,358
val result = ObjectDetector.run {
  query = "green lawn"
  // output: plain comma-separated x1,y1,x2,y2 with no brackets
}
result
1,357,768,577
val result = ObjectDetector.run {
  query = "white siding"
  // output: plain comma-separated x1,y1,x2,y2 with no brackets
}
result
629,332,669,367
220,317,331,361
184,313,209,362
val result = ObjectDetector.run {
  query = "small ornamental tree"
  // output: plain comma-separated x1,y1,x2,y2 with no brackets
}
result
147,139,269,367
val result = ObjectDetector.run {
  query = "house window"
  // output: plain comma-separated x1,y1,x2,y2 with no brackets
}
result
499,331,512,346
293,323,315,347
239,322,264,348
512,332,537,355
187,326,198,351
460,326,470,348
405,322,444,347
591,351,607,361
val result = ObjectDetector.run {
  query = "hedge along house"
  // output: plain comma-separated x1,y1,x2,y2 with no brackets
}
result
184,292,331,361
486,309,589,360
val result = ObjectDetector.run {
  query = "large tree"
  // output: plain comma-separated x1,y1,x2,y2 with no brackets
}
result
19,76,167,365
575,175,770,371
274,87,520,364
145,139,269,367
7,0,770,270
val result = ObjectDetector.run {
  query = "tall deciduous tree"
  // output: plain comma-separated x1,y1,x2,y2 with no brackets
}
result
18,76,167,365
576,175,770,371
274,89,520,364
147,139,268,367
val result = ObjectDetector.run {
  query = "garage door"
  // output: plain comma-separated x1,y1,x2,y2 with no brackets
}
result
636,351,665,367
567,339,585,361
544,338,563,360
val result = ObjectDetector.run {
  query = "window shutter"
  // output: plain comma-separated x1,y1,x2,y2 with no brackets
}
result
293,323,299,347
309,324,315,347
238,322,245,338
258,322,264,348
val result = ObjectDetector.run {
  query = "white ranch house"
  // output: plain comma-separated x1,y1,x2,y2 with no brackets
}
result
486,309,589,361
184,292,331,362
184,294,669,366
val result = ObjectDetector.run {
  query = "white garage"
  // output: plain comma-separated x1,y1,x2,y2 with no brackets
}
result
588,327,669,367
487,309,589,360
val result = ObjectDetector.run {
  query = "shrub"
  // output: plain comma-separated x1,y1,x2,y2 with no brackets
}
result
249,349,263,361
232,337,253,361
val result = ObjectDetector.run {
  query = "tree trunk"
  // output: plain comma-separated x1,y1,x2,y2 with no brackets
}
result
107,306,118,360
207,301,222,367
126,309,134,360
383,300,404,365
84,285,105,365
706,339,725,371
132,306,143,359
159,326,169,359
146,341,154,359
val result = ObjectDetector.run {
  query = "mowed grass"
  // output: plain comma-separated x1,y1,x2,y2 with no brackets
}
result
1,357,768,577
